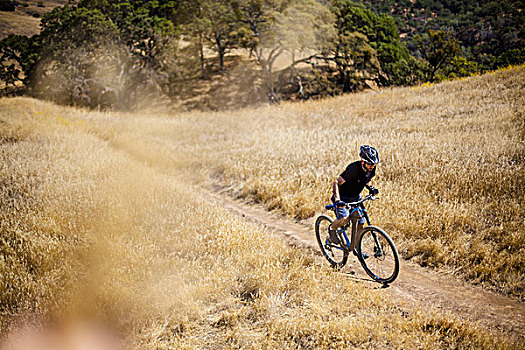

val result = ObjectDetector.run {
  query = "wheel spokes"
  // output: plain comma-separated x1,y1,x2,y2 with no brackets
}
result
360,230,397,281
316,217,346,266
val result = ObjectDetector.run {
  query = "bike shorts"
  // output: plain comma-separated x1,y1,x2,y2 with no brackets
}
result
331,196,366,224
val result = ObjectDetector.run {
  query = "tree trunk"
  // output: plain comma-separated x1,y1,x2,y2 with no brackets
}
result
198,34,207,79
215,33,226,71
218,48,225,71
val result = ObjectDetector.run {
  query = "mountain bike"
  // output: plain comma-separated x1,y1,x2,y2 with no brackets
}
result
315,194,399,285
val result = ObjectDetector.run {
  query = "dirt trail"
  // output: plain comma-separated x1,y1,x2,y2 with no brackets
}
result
206,185,525,341
93,122,524,342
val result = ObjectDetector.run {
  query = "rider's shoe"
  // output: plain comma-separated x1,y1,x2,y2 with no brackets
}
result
327,226,340,245
353,249,370,259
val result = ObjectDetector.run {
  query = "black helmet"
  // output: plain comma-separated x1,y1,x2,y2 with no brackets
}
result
359,145,380,164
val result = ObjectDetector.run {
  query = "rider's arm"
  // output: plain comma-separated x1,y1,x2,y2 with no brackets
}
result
365,167,376,190
365,181,379,195
333,176,345,202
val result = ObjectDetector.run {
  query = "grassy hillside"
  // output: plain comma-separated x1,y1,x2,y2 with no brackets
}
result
0,67,523,348
1,99,517,349
68,65,524,298
0,1,70,39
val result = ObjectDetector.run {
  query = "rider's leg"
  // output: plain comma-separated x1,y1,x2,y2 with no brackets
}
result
328,216,348,244
330,215,350,231
351,222,364,251
330,197,350,231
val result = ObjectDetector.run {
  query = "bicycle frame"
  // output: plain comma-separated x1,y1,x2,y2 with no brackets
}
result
333,198,384,258
316,194,400,284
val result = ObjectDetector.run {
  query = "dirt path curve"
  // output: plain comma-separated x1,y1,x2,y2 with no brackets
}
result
206,185,525,341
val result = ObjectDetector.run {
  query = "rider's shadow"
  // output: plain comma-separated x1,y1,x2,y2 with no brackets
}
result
341,269,391,289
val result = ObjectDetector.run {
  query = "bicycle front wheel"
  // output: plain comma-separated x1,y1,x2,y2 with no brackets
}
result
357,226,399,284
315,215,348,269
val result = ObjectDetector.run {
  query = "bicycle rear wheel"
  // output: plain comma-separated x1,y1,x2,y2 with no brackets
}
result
315,215,348,269
357,226,399,284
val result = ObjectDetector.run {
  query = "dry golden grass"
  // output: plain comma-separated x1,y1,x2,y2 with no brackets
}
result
0,1,69,39
0,67,523,348
0,11,40,38
66,65,524,299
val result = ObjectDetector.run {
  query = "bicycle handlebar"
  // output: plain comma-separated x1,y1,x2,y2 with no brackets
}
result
342,194,378,208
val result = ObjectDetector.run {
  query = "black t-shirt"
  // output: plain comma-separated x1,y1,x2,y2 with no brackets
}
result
339,161,376,200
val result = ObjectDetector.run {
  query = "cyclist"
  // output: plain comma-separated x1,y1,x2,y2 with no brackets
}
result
328,145,380,252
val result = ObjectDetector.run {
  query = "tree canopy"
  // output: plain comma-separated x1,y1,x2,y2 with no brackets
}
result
0,0,521,109
1,0,181,108
359,0,525,71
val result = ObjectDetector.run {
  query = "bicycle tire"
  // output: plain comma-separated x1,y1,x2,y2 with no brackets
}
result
315,215,349,269
357,226,399,284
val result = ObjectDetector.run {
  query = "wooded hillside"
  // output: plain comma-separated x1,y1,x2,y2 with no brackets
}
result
0,0,523,110
361,0,524,69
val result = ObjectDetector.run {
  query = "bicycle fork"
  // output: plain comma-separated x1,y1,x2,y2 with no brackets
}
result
352,207,385,258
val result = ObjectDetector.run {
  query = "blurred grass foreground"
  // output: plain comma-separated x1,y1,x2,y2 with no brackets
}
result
0,66,523,348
